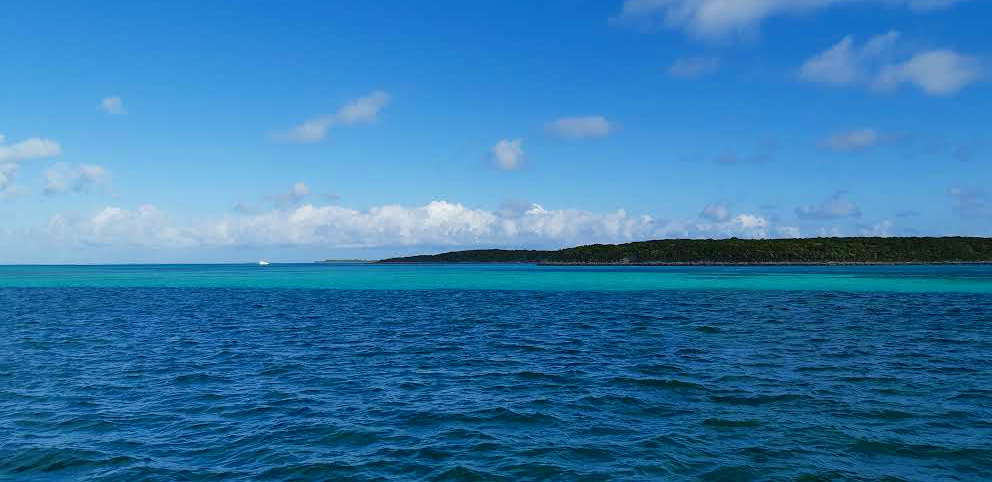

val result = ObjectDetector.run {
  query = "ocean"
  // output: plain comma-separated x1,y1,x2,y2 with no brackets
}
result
2,264,990,481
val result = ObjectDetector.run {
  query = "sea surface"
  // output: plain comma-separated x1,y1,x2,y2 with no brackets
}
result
1,264,991,481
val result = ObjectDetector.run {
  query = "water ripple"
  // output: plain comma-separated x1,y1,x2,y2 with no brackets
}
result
2,287,991,481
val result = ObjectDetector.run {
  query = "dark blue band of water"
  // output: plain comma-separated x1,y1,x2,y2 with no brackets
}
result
2,287,991,481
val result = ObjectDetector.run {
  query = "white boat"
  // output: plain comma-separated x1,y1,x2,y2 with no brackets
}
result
258,260,270,266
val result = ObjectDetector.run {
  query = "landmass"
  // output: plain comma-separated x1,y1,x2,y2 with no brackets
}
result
377,237,992,265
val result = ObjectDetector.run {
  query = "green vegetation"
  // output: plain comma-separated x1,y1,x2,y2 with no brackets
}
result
378,237,992,265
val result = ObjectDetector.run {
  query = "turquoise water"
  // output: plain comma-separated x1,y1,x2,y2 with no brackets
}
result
2,263,992,292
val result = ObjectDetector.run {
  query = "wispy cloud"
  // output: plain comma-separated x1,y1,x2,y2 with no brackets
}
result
0,163,18,198
267,182,311,208
613,1,967,38
101,96,126,115
669,56,720,78
0,137,62,163
796,191,862,220
948,187,989,218
44,163,109,195
546,116,617,140
818,128,883,151
700,202,731,222
874,50,983,96
273,91,391,143
800,31,983,95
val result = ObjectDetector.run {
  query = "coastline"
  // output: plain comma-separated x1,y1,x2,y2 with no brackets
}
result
376,260,992,266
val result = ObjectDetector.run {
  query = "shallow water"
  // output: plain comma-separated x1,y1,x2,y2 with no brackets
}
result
2,265,991,481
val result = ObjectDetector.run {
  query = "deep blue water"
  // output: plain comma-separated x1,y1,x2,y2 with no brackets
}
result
2,265,992,481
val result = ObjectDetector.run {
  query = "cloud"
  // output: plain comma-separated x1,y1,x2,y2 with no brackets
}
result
546,116,616,140
948,187,989,218
800,32,983,95
39,199,794,252
858,219,894,236
101,96,125,115
613,1,965,38
799,31,900,85
669,56,720,78
274,91,391,143
44,163,109,195
490,139,524,170
0,163,18,198
796,191,862,220
713,138,779,165
0,137,63,162
268,182,311,208
818,128,882,151
700,202,731,222
874,50,983,95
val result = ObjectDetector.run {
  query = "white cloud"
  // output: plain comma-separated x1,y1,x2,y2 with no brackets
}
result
796,191,862,220
800,32,983,95
874,50,983,95
101,96,125,115
776,226,802,238
858,219,894,236
39,200,794,251
818,128,881,151
48,205,193,248
546,116,616,140
669,56,721,78
490,139,524,170
274,91,391,143
0,163,18,198
700,202,731,222
44,163,109,195
0,137,63,162
799,31,900,85
614,1,965,38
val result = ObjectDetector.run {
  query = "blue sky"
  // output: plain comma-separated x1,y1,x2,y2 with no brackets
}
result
1,0,989,263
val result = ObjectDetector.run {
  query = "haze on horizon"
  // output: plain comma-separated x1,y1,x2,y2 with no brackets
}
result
1,0,989,264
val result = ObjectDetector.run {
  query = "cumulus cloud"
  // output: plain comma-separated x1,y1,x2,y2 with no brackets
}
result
38,199,795,251
800,32,983,95
44,163,109,195
669,56,720,78
818,128,882,151
796,191,862,220
700,202,731,222
274,91,391,143
0,137,63,162
101,96,125,115
613,1,965,38
490,139,524,170
546,116,616,140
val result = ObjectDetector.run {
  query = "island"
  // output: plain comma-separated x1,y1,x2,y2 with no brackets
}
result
378,237,992,265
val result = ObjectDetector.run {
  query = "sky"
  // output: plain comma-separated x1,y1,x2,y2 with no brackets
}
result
1,0,989,263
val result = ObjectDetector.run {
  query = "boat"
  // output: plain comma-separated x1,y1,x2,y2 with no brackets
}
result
258,260,270,266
